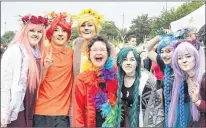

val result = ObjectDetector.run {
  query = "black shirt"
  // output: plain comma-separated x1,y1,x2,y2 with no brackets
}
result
156,54,165,72
121,83,135,107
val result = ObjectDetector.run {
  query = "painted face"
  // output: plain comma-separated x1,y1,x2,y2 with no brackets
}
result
178,51,195,73
89,41,108,68
27,26,43,47
128,38,137,46
160,46,173,64
122,51,137,76
51,26,68,46
80,21,96,40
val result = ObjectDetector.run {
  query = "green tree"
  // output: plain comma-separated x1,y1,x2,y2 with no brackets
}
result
149,1,204,38
127,14,152,45
100,21,120,42
67,27,79,48
1,31,15,44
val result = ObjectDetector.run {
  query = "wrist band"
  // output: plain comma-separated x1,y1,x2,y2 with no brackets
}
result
193,99,199,103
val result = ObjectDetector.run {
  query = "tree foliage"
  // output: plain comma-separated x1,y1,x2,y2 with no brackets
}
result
149,1,204,38
127,14,152,44
1,31,15,44
100,21,120,42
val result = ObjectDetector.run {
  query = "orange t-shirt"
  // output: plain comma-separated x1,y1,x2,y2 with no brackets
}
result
35,45,73,116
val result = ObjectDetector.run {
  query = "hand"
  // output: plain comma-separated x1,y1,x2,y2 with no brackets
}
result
164,29,171,34
43,47,53,69
187,79,199,103
1,119,7,127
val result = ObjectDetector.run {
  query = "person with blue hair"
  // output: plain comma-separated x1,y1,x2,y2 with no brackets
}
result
146,34,179,127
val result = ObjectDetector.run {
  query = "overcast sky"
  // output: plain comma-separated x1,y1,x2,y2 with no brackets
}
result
1,2,185,35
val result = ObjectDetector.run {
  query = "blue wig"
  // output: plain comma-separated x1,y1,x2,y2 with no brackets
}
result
157,34,178,54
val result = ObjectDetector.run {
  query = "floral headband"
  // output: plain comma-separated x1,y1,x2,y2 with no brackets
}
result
46,11,72,25
75,8,104,27
21,15,48,27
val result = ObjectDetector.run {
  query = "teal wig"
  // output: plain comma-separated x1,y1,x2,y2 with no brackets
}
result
116,47,141,128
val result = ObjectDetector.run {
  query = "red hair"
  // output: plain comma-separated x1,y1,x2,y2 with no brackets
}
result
46,18,72,41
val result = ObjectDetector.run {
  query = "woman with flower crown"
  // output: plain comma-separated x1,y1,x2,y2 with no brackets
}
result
72,35,118,127
1,14,48,127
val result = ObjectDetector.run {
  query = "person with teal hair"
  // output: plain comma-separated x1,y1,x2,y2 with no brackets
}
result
116,47,164,127
147,34,179,127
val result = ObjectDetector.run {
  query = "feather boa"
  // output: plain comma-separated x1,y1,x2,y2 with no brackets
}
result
82,52,118,126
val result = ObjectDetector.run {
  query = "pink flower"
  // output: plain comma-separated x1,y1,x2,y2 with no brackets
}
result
21,16,29,23
30,15,38,24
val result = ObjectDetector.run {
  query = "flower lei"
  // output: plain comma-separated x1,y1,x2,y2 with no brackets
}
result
81,44,118,127
21,15,48,26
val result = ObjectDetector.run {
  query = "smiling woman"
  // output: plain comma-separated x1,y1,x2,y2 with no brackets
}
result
1,14,47,127
168,42,202,127
72,35,118,127
72,8,116,77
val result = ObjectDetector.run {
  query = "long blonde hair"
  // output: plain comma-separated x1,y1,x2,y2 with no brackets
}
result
9,23,45,92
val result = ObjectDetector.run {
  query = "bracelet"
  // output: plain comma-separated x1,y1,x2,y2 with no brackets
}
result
193,99,199,103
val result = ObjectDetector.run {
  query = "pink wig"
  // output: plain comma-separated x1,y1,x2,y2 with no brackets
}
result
9,22,46,92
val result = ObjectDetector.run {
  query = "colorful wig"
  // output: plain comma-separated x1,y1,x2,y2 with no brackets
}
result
75,8,104,34
46,12,72,41
116,47,141,128
168,42,201,127
174,25,197,40
157,34,178,54
156,34,179,127
8,15,47,92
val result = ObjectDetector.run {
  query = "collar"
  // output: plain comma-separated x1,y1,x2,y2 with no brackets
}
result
51,43,70,55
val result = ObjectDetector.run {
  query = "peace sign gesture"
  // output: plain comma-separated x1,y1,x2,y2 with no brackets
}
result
43,46,53,69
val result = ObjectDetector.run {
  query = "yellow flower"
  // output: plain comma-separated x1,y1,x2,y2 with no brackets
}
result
49,11,57,18
60,12,68,17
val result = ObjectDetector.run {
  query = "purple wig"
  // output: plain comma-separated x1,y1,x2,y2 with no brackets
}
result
168,42,201,127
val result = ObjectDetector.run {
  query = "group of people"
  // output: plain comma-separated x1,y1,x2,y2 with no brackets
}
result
1,8,205,128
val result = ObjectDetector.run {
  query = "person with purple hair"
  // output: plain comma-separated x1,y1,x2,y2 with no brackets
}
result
168,42,202,127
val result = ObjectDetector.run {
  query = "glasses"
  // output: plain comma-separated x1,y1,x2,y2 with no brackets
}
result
90,49,107,52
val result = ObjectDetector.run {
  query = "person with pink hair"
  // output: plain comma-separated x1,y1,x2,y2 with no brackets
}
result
168,41,203,127
1,14,48,127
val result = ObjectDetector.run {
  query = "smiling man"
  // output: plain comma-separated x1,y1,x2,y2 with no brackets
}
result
33,12,73,127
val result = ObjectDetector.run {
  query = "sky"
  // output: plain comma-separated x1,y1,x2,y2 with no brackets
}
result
1,2,185,36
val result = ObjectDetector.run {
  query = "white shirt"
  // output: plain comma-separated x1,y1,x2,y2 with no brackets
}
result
1,43,29,124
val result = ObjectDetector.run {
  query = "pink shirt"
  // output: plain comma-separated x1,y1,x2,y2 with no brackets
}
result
151,62,164,80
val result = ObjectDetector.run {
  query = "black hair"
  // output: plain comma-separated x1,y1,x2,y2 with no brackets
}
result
88,35,111,57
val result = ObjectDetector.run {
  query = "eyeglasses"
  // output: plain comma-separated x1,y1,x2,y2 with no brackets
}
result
90,49,107,52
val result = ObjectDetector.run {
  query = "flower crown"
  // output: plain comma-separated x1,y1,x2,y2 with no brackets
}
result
21,15,48,26
47,11,72,25
76,8,104,25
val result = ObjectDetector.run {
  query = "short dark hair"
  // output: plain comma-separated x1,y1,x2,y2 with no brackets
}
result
88,35,111,57
127,35,136,41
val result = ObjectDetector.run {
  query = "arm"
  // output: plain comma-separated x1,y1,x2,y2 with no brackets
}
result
146,36,161,63
1,45,28,125
197,75,206,112
40,48,53,83
196,100,206,112
72,76,86,127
